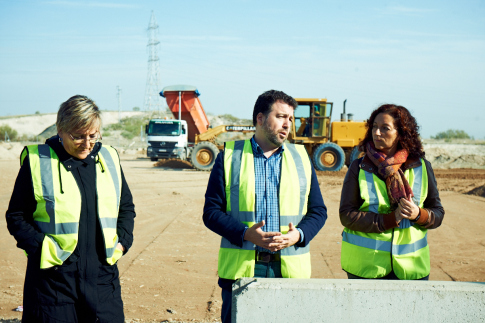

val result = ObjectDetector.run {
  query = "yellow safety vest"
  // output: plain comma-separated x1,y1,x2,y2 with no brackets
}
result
218,140,312,280
341,158,430,279
21,144,123,269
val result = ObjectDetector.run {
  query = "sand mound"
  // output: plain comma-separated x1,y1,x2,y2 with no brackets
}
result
467,185,485,198
0,142,24,160
0,114,57,137
39,124,57,138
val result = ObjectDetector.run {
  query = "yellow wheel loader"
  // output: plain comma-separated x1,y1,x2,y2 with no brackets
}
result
288,99,366,171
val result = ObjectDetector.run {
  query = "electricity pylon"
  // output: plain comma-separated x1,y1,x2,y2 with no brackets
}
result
143,11,163,113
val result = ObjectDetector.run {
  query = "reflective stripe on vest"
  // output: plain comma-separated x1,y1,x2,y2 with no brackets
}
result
97,146,123,265
218,140,312,280
341,158,430,279
22,145,122,269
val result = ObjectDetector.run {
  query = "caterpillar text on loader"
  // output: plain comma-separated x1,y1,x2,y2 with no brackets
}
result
288,98,366,171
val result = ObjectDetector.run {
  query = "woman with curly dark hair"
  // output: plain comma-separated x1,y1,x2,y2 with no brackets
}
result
339,104,444,280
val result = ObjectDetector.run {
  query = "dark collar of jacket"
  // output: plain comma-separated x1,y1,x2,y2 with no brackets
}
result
359,155,422,181
45,135,102,172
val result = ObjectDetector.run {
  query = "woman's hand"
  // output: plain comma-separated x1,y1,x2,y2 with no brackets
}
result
116,243,125,252
394,205,404,224
398,196,420,220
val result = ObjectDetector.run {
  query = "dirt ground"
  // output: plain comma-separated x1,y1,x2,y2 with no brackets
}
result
0,157,484,322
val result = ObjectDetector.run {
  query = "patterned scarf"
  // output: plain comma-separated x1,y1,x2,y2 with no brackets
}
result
366,141,413,206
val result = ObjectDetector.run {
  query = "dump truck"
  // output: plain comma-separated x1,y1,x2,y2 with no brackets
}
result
146,85,255,171
289,98,366,171
146,84,206,162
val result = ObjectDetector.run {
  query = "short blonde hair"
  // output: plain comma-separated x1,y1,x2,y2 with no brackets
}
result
56,95,102,134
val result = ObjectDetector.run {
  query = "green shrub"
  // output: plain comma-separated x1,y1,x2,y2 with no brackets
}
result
17,134,31,142
0,125,18,141
107,123,123,131
103,115,147,140
121,131,135,139
432,129,473,140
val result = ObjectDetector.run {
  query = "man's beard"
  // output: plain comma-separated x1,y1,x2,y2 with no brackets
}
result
262,120,287,147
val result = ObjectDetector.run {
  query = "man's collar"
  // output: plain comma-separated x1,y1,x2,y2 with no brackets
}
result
250,136,284,157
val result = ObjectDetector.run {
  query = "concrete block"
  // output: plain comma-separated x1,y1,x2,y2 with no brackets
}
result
232,278,485,323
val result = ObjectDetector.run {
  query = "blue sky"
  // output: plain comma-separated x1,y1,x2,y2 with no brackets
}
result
0,0,484,138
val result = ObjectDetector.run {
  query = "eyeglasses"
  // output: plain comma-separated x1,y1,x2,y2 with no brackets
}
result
69,132,101,144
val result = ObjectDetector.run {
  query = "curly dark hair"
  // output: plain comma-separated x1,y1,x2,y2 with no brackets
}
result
359,104,425,159
252,90,297,126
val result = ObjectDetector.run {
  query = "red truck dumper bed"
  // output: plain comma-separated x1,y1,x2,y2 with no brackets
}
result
160,85,210,143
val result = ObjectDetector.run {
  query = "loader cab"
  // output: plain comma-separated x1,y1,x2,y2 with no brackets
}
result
293,99,333,139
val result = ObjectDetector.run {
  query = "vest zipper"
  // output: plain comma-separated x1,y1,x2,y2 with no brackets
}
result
390,228,395,273
58,160,64,194
96,155,105,172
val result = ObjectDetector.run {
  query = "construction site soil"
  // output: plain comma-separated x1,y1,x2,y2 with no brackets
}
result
1,156,484,323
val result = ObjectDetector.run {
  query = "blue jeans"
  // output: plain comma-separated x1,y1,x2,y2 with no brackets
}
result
254,260,282,278
221,261,282,323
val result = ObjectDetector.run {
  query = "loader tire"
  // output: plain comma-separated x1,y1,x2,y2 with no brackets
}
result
349,146,364,165
191,142,219,171
312,142,345,171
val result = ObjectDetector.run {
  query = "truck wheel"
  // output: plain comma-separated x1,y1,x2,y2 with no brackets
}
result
312,142,345,171
350,146,364,165
191,142,219,171
150,157,158,162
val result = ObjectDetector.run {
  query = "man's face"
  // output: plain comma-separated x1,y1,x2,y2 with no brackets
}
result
259,100,294,148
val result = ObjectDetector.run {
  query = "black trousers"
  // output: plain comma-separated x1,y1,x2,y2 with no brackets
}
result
22,257,124,323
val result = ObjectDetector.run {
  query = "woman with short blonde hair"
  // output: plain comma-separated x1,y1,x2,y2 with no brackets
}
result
56,95,102,134
7,94,136,322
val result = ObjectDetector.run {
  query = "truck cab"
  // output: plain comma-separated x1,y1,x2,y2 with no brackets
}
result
146,119,188,161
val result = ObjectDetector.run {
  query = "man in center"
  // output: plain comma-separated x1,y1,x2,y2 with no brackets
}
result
203,90,328,323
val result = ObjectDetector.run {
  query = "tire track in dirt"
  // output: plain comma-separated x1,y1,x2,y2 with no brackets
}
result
321,252,336,278
204,284,220,321
119,213,179,277
438,265,457,281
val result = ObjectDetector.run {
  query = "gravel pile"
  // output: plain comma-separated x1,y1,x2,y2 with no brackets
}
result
424,143,485,169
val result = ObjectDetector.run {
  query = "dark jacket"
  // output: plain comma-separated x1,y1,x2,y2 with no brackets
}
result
5,136,136,322
203,150,327,289
339,155,444,233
